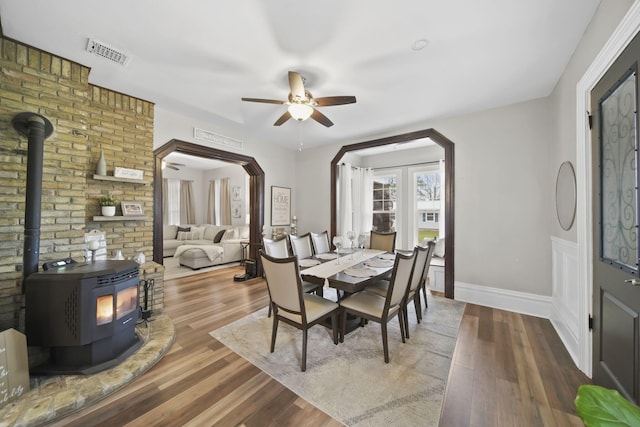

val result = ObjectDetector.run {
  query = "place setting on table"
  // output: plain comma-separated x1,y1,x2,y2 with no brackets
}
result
299,235,396,296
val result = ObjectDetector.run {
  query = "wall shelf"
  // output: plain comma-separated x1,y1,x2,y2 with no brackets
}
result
93,215,149,222
93,174,150,185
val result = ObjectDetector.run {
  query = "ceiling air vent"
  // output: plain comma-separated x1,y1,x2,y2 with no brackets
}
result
86,38,129,65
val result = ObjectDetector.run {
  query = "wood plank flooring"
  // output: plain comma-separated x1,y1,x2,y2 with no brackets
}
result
52,265,590,426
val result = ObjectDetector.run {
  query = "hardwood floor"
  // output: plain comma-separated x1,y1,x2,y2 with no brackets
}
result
53,265,590,426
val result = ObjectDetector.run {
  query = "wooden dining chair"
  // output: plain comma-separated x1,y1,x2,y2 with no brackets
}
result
262,236,291,258
417,240,436,315
339,248,417,363
370,230,396,253
400,244,431,338
310,230,331,254
260,252,339,371
289,233,314,259
262,237,322,317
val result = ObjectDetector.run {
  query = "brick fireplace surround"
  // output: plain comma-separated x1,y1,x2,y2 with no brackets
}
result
0,30,168,408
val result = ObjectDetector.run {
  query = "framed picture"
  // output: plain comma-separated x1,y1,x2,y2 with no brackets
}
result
232,185,242,201
271,186,291,226
121,201,144,216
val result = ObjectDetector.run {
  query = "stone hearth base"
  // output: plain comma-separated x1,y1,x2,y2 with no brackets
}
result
0,313,175,426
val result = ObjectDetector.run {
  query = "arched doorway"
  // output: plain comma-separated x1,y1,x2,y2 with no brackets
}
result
330,128,455,298
153,139,265,265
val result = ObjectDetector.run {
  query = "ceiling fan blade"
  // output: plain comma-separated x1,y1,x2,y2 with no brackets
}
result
274,111,292,126
310,108,334,127
314,96,357,107
288,71,306,101
241,97,285,104
166,165,179,170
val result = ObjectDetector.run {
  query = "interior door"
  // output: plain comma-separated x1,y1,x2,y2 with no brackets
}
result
591,31,640,404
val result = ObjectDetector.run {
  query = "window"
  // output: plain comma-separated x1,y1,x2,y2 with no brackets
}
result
372,175,397,232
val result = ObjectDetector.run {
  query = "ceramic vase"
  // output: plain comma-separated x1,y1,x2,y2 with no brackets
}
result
101,205,116,216
96,150,107,176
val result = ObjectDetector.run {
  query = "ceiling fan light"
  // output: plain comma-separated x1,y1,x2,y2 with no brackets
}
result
288,103,313,121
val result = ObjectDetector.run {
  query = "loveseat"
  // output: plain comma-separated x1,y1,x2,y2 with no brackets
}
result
163,224,249,268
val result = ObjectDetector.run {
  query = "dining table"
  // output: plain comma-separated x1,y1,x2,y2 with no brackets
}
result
300,249,396,300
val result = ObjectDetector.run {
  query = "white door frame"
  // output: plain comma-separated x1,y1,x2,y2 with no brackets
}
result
577,0,640,376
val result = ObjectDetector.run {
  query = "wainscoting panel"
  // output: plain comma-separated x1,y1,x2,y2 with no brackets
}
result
550,236,580,366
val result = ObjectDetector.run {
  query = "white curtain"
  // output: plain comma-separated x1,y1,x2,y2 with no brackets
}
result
338,163,353,238
180,180,196,224
165,178,180,225
439,159,446,238
220,178,231,225
207,180,216,225
352,166,373,235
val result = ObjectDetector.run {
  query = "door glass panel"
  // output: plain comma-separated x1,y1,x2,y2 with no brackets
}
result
600,71,638,271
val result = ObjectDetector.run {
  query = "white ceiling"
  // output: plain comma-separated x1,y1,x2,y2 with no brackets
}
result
0,0,600,151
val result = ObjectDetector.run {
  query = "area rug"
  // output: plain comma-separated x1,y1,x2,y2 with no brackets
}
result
210,294,465,426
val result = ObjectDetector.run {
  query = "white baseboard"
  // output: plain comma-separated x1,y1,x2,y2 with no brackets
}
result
454,282,552,319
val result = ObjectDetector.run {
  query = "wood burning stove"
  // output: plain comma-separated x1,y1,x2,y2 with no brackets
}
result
25,260,142,375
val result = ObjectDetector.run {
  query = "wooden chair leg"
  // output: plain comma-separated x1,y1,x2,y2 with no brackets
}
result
414,294,422,323
381,322,390,363
301,329,308,372
398,311,406,343
270,315,278,353
331,311,339,345
340,309,347,343
403,306,410,340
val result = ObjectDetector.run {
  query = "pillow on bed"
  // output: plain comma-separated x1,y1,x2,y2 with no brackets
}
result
177,230,201,240
213,229,227,243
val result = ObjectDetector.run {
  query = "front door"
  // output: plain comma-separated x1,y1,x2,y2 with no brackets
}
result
591,30,640,404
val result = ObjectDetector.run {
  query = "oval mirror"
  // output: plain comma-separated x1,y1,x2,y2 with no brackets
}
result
556,161,577,231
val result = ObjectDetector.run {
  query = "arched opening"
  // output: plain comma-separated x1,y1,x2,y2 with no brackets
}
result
331,128,455,298
153,139,265,265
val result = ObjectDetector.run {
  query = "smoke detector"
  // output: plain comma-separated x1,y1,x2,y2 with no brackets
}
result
86,38,130,66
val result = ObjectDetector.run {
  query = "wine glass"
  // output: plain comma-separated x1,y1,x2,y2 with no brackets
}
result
346,231,356,258
332,236,343,264
358,233,367,256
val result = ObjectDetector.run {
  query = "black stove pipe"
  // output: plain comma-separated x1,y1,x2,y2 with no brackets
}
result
11,112,54,284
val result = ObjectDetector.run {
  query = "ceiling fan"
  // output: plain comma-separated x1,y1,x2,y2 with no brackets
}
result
162,161,185,171
241,71,356,127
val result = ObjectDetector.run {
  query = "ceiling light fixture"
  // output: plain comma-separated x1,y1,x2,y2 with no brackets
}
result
288,103,314,121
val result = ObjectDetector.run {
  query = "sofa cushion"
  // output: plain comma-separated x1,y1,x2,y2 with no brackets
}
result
213,229,227,243
164,225,178,240
221,229,236,241
178,230,202,240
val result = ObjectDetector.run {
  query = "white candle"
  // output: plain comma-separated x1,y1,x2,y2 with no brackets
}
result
88,240,100,250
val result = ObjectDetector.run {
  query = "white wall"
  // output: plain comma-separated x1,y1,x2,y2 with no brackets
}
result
154,106,297,236
151,0,633,308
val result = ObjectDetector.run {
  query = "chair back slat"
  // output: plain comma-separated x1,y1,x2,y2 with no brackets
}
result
421,240,436,284
370,231,396,252
386,249,417,307
310,231,331,254
290,233,314,259
260,252,302,314
263,236,290,258
409,245,430,293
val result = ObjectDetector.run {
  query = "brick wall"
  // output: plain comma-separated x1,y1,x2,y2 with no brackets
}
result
0,36,163,336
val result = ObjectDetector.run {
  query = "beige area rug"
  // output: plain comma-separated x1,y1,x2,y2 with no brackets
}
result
210,294,465,427
163,256,240,280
